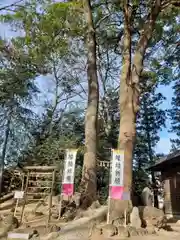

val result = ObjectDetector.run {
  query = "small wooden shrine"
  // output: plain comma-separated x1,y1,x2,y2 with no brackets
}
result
149,150,180,218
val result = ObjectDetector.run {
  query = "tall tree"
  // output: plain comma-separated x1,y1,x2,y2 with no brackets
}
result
80,0,99,206
116,0,179,213
0,38,38,195
0,0,86,163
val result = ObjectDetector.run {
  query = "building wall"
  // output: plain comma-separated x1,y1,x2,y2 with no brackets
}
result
162,165,180,218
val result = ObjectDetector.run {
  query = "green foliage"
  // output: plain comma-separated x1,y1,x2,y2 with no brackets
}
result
0,34,39,169
170,79,180,148
133,74,166,194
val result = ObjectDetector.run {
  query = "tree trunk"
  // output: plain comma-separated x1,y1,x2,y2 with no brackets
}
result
0,117,11,197
111,0,161,219
118,0,134,198
80,0,99,208
110,1,134,218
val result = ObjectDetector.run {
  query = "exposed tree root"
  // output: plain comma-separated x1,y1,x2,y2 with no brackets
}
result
59,205,107,232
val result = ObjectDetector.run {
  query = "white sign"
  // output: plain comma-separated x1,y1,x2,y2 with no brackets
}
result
14,191,24,199
62,149,77,184
110,149,124,186
7,232,29,239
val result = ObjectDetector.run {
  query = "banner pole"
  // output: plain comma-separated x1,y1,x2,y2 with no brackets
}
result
58,194,62,220
107,196,111,224
58,149,67,220
107,149,113,224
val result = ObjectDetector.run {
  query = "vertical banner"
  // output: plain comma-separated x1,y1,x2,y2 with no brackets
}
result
109,149,124,200
62,149,77,196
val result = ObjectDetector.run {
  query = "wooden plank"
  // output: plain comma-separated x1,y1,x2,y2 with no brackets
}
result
0,192,14,203
23,166,58,171
28,180,52,183
27,180,61,184
28,172,53,175
27,186,51,189
26,192,49,195
25,198,46,201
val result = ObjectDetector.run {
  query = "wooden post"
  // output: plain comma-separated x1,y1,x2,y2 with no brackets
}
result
14,199,19,217
58,195,62,220
14,173,25,217
124,209,127,227
21,173,25,190
20,171,29,224
47,170,55,227
107,196,111,224
107,150,112,224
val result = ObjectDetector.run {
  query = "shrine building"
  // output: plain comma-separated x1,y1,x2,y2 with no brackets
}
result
149,150,180,219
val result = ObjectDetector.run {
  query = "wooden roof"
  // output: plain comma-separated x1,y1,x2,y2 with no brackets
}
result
148,150,180,171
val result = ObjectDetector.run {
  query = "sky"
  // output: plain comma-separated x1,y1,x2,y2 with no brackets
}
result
0,0,177,155
155,84,176,154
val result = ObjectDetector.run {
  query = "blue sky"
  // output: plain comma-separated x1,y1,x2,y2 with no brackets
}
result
155,84,176,154
0,0,177,155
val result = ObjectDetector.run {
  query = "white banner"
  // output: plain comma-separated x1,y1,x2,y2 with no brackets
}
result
62,149,78,184
8,232,29,239
110,149,124,186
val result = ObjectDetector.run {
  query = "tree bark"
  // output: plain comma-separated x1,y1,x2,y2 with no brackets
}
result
110,1,134,218
80,0,99,208
0,117,11,197
111,0,161,218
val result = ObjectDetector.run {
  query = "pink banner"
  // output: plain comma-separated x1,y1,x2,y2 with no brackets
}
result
110,186,124,200
62,183,74,196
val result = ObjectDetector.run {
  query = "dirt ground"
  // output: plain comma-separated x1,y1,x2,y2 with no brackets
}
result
2,197,180,240
39,224,180,240
56,224,180,240
91,228,180,240
138,225,180,240
4,218,180,240
57,229,180,240
129,231,180,240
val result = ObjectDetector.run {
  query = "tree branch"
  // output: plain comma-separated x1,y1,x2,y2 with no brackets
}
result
130,0,162,114
0,0,23,11
132,0,161,85
95,14,111,29
136,0,161,57
161,0,180,9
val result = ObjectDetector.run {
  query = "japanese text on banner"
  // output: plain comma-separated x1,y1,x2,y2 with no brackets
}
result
109,149,124,200
111,149,124,187
62,149,77,184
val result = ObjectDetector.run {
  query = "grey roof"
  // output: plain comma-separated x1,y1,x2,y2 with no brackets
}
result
148,149,180,171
